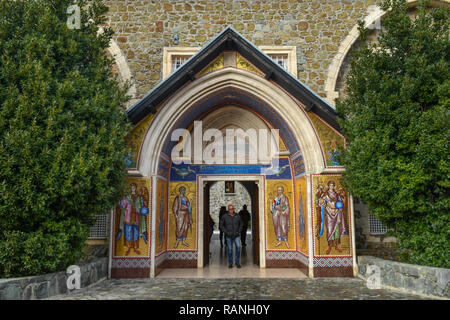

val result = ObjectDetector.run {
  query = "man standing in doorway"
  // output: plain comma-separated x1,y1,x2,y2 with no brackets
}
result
238,205,251,247
220,204,243,268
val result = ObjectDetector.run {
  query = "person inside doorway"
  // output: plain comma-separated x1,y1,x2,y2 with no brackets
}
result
209,214,215,243
219,204,243,268
238,204,251,247
218,206,227,248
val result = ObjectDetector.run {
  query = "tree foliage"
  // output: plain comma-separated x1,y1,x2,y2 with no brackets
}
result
337,0,449,268
0,0,130,277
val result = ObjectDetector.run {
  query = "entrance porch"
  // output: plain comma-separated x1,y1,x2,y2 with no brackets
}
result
157,232,307,279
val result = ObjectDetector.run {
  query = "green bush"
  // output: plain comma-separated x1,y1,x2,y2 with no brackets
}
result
336,0,449,268
0,0,130,277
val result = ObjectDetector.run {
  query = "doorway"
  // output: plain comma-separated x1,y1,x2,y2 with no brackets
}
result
198,175,265,269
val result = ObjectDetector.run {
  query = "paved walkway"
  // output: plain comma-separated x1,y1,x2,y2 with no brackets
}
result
52,233,426,300
157,233,307,279
51,277,425,300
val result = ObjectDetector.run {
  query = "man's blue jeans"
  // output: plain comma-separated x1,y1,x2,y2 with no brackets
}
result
225,236,241,265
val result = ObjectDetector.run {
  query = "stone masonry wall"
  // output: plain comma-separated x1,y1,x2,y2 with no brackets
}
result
358,256,450,299
103,0,382,99
0,258,108,300
334,7,420,99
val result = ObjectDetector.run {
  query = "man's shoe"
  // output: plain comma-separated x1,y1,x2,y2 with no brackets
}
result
236,264,241,268
228,264,233,268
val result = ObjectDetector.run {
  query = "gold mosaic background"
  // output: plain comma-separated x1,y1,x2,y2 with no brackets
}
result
236,53,264,76
114,177,151,257
168,181,197,250
295,176,308,255
155,178,168,255
312,175,351,256
265,179,295,250
126,113,156,168
308,112,345,167
197,54,224,76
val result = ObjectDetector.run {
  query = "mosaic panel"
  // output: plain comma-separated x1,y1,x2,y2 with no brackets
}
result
295,176,308,255
312,175,351,257
113,177,151,258
266,251,296,260
125,113,156,169
197,54,224,76
308,112,345,167
265,179,296,250
158,155,170,180
111,258,151,269
168,181,197,250
155,178,168,256
236,53,264,76
292,153,306,178
170,158,292,182
167,251,198,260
267,251,309,268
313,257,353,268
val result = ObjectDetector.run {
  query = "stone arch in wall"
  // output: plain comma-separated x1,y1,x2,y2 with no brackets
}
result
325,0,449,106
323,1,449,255
98,26,138,108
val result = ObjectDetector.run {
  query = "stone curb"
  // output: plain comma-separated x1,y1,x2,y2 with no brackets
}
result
357,255,449,299
0,257,108,300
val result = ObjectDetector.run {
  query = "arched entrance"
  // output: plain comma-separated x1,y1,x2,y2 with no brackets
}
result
141,69,322,277
110,27,356,279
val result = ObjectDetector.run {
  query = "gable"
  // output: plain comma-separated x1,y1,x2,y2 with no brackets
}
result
127,27,340,133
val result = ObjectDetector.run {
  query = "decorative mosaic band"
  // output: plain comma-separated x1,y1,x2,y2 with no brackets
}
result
266,251,296,260
167,251,198,260
292,152,306,178
313,257,353,268
266,251,308,265
111,258,151,269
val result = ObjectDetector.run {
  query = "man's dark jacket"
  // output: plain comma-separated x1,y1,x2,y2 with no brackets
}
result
220,212,243,239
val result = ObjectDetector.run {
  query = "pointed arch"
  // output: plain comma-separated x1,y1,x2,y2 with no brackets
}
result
137,68,325,177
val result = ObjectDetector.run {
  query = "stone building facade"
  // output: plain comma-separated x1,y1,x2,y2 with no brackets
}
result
90,0,448,278
104,0,382,102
